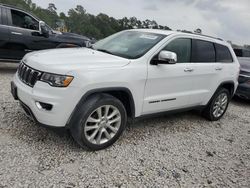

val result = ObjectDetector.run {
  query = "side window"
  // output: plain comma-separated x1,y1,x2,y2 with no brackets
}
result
192,39,216,62
243,50,250,57
0,8,2,24
233,49,242,57
11,9,38,30
215,44,233,62
1,7,9,25
163,38,191,63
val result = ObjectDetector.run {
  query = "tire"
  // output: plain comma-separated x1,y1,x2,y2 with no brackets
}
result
202,88,230,121
69,93,127,150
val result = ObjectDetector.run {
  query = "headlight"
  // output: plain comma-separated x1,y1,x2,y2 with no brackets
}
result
40,73,74,87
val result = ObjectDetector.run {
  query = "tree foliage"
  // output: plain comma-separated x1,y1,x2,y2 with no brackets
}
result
0,0,171,39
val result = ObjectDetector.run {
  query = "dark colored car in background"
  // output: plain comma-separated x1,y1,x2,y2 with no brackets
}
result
234,48,250,100
0,4,91,62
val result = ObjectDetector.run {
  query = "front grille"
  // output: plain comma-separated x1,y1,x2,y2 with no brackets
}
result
18,62,42,87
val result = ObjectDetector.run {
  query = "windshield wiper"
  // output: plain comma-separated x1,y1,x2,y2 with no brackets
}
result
96,49,114,55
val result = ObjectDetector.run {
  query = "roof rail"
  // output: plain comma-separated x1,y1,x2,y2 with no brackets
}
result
179,30,223,41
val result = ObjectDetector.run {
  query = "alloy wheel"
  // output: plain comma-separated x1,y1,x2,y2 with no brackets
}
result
212,92,228,118
84,105,121,145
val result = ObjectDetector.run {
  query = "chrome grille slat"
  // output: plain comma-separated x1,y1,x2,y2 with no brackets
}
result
24,68,30,83
18,62,42,87
19,64,23,76
21,66,26,78
27,70,34,84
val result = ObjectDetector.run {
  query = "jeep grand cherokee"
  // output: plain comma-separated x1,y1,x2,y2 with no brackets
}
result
11,29,240,150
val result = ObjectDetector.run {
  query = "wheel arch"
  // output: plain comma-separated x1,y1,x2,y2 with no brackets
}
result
206,80,235,106
66,87,135,128
218,81,235,98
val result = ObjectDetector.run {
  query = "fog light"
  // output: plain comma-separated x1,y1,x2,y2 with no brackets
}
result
35,102,53,111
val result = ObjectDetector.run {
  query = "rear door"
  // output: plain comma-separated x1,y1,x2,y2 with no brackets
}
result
214,43,236,90
186,39,221,106
0,7,11,60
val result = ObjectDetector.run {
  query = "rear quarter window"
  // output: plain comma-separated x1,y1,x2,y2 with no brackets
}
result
191,39,216,62
215,44,233,62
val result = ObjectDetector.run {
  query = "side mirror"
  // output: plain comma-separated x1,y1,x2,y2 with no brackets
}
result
158,50,177,64
39,21,49,37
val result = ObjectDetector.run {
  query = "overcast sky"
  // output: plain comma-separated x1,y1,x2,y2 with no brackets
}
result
32,0,250,45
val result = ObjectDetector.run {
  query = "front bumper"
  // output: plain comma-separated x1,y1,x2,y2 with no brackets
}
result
235,83,250,100
12,73,81,127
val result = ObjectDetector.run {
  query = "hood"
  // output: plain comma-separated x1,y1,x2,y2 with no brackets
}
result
238,57,250,72
23,48,130,74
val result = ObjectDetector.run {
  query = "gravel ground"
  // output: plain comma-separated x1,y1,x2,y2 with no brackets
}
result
0,63,249,188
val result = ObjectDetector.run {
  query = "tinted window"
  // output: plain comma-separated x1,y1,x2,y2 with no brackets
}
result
163,38,191,63
215,44,233,62
1,8,8,25
233,49,250,57
192,39,215,62
243,50,250,57
234,49,243,57
0,7,2,24
11,9,38,30
0,8,2,24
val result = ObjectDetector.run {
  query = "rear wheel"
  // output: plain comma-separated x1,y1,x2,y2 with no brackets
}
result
202,88,230,121
69,94,127,150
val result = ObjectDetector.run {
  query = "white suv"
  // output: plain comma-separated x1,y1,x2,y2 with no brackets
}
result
11,29,240,150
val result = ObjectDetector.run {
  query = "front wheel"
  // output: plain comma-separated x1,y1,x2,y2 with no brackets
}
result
202,88,230,121
69,94,127,150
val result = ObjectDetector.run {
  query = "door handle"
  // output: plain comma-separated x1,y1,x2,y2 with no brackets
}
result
11,32,22,35
184,68,194,72
215,67,223,71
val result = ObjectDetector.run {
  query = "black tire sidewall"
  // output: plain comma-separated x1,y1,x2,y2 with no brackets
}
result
70,94,127,150
208,88,230,121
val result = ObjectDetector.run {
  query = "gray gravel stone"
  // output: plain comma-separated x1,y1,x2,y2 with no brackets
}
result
0,63,250,187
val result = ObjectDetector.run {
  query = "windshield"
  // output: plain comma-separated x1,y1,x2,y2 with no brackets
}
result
93,31,166,59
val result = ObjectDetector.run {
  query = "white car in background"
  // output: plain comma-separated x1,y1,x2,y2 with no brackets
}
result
11,29,240,150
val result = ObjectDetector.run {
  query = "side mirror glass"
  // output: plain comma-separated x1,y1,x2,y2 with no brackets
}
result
39,21,49,37
158,50,177,64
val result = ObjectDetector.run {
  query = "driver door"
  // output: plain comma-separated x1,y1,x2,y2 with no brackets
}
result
143,38,195,115
8,8,55,60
